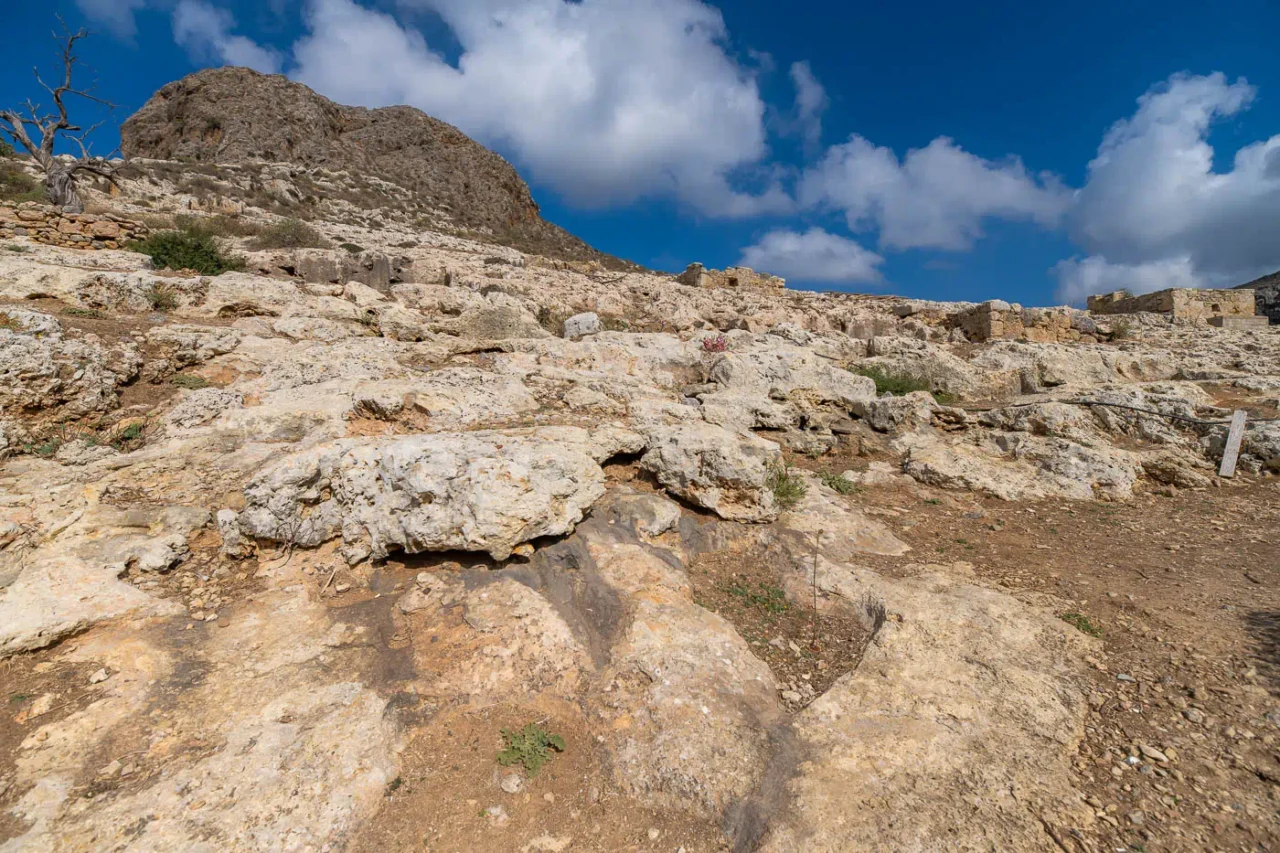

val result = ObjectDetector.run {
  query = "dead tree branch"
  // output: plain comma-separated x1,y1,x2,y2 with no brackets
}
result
0,18,122,212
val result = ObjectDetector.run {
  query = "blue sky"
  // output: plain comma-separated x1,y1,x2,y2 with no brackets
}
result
5,0,1280,305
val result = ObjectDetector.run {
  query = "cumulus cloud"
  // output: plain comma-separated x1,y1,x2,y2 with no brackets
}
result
76,0,148,39
789,61,827,150
172,0,283,73
287,0,788,215
1058,72,1280,301
738,227,884,284
800,135,1070,251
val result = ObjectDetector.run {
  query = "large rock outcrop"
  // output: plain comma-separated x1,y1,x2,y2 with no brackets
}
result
120,67,621,266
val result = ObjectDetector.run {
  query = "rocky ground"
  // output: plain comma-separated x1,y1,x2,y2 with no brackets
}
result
1,172,1278,852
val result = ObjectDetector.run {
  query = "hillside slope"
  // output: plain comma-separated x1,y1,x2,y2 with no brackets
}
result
121,67,629,267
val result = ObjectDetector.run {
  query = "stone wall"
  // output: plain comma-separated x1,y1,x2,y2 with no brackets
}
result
1087,288,1256,321
676,262,785,289
0,202,150,250
951,300,1101,343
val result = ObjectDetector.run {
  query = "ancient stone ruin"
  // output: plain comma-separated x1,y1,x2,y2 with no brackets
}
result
1088,287,1266,327
676,261,785,289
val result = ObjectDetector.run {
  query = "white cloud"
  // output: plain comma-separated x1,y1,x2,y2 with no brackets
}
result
1053,255,1205,304
789,61,827,150
172,0,283,74
1060,72,1280,300
738,227,884,284
289,0,788,215
76,0,148,39
800,135,1069,251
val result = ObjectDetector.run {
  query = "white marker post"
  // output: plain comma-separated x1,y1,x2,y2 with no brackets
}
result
1218,409,1248,478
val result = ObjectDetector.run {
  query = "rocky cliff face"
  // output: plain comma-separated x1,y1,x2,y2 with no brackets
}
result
121,67,623,266
1238,270,1280,323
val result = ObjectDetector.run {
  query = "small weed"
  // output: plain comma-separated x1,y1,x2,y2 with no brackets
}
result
110,421,146,451
0,312,18,331
25,437,63,457
768,464,808,510
496,723,566,777
386,776,403,795
819,471,860,495
65,307,105,319
726,581,791,614
339,242,365,255
1060,612,1103,637
9,693,30,703
171,374,210,390
5,243,30,253
145,283,180,312
1110,319,1135,340
955,537,968,545
923,498,942,506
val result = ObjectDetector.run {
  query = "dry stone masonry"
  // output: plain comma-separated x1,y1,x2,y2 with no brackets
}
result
0,202,150,250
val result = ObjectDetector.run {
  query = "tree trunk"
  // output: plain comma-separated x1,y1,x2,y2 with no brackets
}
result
45,163,83,213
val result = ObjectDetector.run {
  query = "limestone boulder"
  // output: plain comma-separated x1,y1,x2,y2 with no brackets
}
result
640,422,783,521
240,428,615,561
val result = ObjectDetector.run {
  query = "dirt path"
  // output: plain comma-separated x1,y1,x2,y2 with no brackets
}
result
846,478,1280,852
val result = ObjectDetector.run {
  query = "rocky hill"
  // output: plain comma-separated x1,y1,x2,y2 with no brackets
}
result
1238,270,1280,323
121,67,629,267
1,98,1279,852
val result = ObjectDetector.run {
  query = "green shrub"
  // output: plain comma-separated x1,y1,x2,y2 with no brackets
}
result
129,229,244,276
726,581,790,614
496,723,565,776
0,163,45,204
768,464,807,510
851,364,955,405
0,139,14,158
249,218,329,250
819,471,860,495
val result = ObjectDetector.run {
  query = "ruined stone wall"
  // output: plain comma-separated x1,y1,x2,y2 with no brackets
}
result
951,300,1101,343
0,202,150,250
675,262,785,289
1087,288,1255,320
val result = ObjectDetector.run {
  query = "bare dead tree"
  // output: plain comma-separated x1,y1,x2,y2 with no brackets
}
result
0,20,121,213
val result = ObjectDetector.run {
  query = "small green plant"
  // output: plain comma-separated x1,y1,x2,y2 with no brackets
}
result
0,139,14,158
65,307,104,319
726,581,791,614
496,723,566,776
923,498,942,506
851,364,956,405
0,312,18,331
1110,319,1134,340
24,437,63,457
9,693,30,704
5,243,29,253
768,464,808,510
110,421,146,451
129,228,244,276
1060,612,1103,637
819,471,860,495
339,242,365,255
249,217,329,250
145,282,180,311
171,374,210,390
